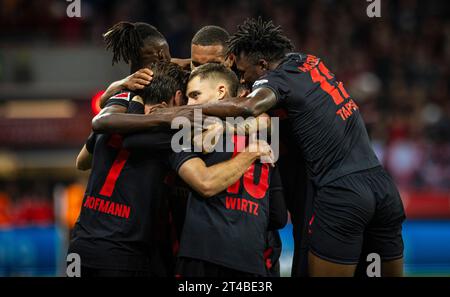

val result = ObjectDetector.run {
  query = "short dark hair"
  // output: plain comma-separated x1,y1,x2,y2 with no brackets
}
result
189,63,239,97
136,62,189,105
227,17,294,63
103,21,166,66
191,25,230,48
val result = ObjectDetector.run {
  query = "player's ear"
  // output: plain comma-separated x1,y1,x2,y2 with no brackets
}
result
217,85,227,100
224,54,235,68
157,48,164,60
173,90,184,106
258,59,269,71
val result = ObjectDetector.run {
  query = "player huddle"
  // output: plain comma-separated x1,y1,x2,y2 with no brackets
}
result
69,17,406,277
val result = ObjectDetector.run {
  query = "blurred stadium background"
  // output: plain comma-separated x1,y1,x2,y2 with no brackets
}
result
0,0,449,276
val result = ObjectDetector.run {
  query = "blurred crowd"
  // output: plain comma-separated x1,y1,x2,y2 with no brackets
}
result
0,0,449,193
0,181,54,227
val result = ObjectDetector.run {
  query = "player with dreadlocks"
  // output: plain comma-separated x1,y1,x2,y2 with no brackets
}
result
97,21,171,109
148,17,406,277
77,21,179,169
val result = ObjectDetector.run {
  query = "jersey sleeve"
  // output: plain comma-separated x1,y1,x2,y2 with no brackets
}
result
85,132,97,153
252,70,290,104
169,151,201,173
104,91,134,108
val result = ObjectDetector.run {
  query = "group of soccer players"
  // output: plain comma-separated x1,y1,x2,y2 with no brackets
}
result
69,17,406,277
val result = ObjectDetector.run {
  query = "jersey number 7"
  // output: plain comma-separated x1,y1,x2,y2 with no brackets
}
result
99,135,130,197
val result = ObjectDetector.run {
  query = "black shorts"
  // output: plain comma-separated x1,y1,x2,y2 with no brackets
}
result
308,167,406,265
175,257,260,277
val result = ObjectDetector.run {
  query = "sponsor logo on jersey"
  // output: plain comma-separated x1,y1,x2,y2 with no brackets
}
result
109,92,131,101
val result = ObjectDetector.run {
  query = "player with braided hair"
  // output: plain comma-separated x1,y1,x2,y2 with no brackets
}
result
103,21,170,71
98,21,171,109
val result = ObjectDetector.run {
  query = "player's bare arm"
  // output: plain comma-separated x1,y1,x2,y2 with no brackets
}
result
200,87,277,118
76,144,92,171
98,68,153,108
194,113,271,153
177,141,274,198
75,103,128,171
225,112,271,135
151,87,277,121
91,108,195,134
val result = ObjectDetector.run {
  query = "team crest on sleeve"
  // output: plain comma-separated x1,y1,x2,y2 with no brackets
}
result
252,79,269,88
109,92,131,101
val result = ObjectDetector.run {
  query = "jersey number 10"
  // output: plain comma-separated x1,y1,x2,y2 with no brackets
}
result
226,135,270,199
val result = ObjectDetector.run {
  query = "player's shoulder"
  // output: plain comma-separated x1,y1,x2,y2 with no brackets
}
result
280,52,322,73
251,53,323,92
256,53,319,81
104,90,138,108
109,90,136,102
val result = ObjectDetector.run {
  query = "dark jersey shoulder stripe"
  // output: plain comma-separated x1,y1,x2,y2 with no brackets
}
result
253,53,380,187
